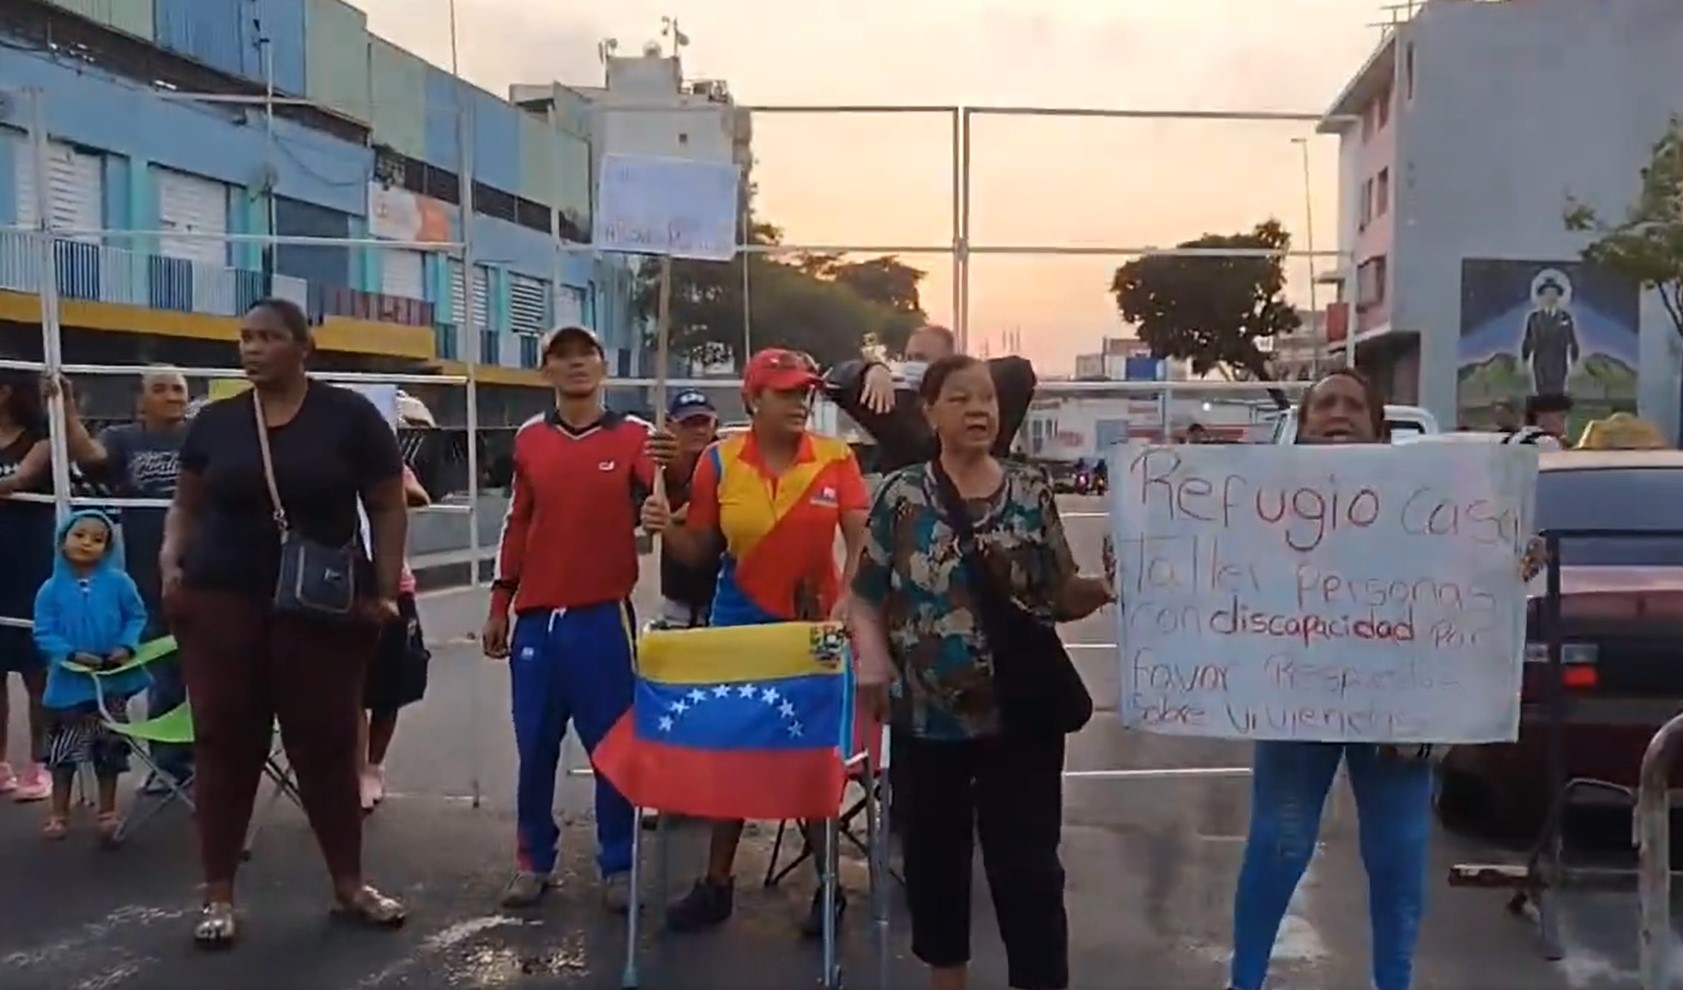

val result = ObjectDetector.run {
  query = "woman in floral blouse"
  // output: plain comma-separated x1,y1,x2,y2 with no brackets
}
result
849,354,1111,990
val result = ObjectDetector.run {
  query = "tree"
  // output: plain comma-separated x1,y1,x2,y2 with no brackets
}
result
1107,219,1302,380
1564,117,1683,343
635,221,928,368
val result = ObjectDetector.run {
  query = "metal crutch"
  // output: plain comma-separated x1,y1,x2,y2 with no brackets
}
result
622,804,645,988
821,812,842,989
866,725,893,990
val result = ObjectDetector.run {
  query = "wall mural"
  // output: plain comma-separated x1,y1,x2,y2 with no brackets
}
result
1457,258,1639,436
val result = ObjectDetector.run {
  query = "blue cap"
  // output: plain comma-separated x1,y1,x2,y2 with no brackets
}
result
668,390,715,420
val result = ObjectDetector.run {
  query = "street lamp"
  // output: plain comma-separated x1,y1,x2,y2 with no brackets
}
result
1291,137,1322,377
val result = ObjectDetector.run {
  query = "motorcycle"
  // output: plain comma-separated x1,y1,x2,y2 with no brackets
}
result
1073,469,1093,495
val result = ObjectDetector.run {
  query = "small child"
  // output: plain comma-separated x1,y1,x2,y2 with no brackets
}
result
32,509,150,843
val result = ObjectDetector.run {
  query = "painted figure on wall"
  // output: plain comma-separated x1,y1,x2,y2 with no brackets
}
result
1457,259,1639,441
1520,271,1580,396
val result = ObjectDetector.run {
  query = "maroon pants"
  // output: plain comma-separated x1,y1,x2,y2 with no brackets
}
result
172,589,377,886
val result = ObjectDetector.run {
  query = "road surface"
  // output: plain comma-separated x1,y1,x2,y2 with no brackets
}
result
0,497,1668,989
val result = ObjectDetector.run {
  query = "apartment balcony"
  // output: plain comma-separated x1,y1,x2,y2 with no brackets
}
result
0,229,437,362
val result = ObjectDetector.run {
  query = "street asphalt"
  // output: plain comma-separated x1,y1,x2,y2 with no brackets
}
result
0,497,1674,989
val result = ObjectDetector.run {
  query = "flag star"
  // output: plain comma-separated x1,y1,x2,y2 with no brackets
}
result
787,721,804,738
687,688,707,703
761,687,780,704
713,685,732,698
778,701,795,718
671,700,689,714
658,716,674,732
737,684,757,699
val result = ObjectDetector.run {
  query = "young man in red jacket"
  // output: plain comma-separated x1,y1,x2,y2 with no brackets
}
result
482,325,675,913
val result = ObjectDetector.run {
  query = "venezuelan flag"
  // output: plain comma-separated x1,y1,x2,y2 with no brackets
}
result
593,621,854,821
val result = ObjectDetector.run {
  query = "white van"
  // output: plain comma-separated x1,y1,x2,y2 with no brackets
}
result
1268,404,1440,444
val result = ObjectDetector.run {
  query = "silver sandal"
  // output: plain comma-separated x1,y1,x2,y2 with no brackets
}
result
331,885,407,928
193,902,238,949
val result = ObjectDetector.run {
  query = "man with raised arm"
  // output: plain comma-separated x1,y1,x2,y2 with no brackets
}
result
481,325,676,914
822,324,1038,472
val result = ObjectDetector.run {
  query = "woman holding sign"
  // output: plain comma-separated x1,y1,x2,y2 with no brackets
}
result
1227,369,1544,990
850,354,1112,990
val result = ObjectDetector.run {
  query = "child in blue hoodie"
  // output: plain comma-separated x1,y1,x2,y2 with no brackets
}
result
32,509,150,842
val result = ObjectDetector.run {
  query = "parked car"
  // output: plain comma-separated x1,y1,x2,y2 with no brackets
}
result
1436,449,1683,835
1268,404,1439,444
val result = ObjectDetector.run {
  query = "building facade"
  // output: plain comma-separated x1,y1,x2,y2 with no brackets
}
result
1318,0,1683,436
0,0,633,425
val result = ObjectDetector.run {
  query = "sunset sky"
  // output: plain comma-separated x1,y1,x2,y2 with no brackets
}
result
360,0,1390,373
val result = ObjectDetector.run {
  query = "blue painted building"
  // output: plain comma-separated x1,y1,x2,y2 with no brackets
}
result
0,0,630,421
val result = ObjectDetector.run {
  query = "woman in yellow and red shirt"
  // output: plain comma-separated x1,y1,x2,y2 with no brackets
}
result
641,348,869,939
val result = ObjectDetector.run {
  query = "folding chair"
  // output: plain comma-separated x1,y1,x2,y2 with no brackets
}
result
241,731,306,861
764,722,903,890
71,636,196,844
616,622,892,990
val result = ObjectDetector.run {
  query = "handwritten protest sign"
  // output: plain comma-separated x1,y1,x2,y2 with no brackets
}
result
1113,442,1536,744
593,153,741,262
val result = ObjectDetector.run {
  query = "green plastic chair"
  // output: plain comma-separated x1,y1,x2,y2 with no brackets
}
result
68,635,195,843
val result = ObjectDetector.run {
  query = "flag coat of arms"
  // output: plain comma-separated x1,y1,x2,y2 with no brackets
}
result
593,621,855,820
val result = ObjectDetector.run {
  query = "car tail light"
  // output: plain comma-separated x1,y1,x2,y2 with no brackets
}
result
1524,642,1599,689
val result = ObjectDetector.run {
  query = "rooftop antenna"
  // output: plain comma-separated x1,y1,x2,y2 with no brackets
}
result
661,16,691,54
597,37,619,63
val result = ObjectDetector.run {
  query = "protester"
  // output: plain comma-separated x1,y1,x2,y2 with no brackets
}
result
1225,368,1545,990
0,369,54,802
1490,400,1520,433
658,390,723,630
359,462,433,811
640,347,870,938
162,298,409,946
59,368,193,791
847,354,1110,990
34,510,150,842
483,325,675,914
825,324,1036,473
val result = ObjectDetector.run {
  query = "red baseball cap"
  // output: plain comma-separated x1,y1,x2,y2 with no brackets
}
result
742,348,821,394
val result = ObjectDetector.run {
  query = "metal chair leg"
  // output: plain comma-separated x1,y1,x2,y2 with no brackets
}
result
821,816,842,989
863,757,891,990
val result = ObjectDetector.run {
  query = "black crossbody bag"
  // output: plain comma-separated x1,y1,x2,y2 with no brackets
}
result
929,461,1094,739
254,393,360,621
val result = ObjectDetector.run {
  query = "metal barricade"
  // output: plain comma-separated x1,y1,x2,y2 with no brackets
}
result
1447,528,1683,970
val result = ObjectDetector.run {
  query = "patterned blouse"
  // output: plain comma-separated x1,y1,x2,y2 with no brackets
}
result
852,460,1077,740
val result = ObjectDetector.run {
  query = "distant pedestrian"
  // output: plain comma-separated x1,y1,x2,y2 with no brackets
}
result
359,462,433,811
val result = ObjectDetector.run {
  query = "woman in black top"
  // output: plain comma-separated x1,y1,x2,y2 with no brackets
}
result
160,299,410,947
0,370,55,802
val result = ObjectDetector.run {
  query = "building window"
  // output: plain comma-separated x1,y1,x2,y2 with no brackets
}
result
1377,85,1391,129
1360,178,1374,229
1376,168,1390,217
1356,255,1387,310
1405,43,1415,101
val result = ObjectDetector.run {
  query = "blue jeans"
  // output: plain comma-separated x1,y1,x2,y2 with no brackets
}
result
1229,742,1433,990
147,656,193,781
509,603,637,878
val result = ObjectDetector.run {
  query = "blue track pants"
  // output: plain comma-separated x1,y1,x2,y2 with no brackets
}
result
510,602,636,877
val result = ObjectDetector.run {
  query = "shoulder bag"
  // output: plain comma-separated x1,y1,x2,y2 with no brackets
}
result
929,461,1094,739
253,393,360,621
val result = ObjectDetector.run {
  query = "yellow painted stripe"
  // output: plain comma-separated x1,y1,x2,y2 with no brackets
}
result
639,622,848,685
0,291,435,360
435,360,550,388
